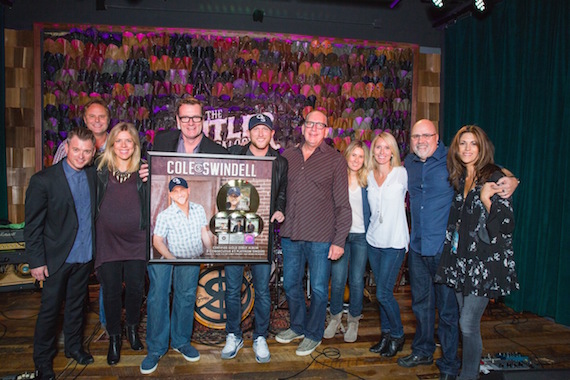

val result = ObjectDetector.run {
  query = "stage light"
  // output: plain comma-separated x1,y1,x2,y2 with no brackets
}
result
252,9,264,23
474,0,486,12
432,0,444,8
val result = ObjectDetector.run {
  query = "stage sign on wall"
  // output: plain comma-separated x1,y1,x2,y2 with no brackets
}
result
148,152,274,263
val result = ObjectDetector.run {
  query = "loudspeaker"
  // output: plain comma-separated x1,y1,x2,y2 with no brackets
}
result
483,369,570,380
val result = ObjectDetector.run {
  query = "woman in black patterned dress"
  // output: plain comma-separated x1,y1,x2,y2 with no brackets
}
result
435,125,518,380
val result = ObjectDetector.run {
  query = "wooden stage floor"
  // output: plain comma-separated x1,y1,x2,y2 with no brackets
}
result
0,283,569,379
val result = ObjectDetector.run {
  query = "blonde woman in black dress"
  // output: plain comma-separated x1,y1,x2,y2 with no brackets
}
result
95,122,147,365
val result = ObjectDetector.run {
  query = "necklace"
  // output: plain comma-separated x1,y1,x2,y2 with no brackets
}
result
113,169,132,183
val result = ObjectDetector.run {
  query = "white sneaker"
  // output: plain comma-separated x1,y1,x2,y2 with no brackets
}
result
253,336,271,363
221,333,243,360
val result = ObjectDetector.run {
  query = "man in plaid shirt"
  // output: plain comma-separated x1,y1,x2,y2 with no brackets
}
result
153,177,211,259
141,177,213,375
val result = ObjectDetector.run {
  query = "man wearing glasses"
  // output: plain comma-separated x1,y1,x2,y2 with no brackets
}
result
275,110,351,356
400,119,519,380
141,97,227,375
151,97,228,155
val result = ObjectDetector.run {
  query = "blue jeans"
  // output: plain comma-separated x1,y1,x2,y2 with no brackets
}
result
281,238,331,341
368,246,405,338
146,263,200,356
225,263,271,340
99,286,106,327
408,249,460,376
456,293,489,380
329,233,368,317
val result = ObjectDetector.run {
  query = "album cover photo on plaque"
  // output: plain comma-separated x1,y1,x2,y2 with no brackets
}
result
148,152,275,263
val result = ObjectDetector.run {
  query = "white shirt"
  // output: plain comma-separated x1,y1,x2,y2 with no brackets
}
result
349,186,365,233
366,166,409,249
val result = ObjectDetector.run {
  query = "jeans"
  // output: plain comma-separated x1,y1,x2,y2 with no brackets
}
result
281,238,331,341
98,286,106,327
146,263,200,356
225,263,271,340
98,260,146,335
329,233,368,317
456,293,489,380
408,249,460,376
368,246,405,338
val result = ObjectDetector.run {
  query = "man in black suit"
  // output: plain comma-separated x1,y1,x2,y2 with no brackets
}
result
25,128,97,380
141,96,227,375
151,97,228,154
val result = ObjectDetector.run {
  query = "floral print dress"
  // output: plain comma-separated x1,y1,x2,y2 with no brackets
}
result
435,170,519,299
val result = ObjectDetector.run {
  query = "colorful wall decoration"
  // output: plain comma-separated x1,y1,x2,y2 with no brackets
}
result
37,24,417,166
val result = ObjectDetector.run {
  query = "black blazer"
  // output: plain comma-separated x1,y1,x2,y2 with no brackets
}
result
153,129,228,154
24,162,97,274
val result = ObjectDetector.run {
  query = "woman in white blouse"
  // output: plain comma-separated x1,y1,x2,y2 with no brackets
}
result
367,132,409,357
324,140,371,343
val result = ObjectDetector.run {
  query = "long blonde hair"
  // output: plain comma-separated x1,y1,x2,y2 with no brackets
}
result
343,140,369,188
368,132,401,171
97,122,141,173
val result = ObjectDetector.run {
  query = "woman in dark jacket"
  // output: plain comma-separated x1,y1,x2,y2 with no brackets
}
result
436,125,518,380
95,122,148,365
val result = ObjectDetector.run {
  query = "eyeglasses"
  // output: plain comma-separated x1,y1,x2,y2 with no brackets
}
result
410,133,437,140
178,115,203,123
304,121,327,130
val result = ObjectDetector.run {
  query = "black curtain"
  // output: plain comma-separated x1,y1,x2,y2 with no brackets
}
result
443,0,570,325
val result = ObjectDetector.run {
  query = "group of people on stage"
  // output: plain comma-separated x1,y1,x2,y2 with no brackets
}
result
25,95,519,380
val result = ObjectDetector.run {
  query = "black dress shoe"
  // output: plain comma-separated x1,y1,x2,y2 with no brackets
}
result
65,349,94,365
369,332,389,353
36,366,55,380
397,353,433,368
381,335,405,357
439,374,456,380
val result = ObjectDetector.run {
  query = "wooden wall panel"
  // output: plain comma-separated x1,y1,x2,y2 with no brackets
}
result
4,29,35,223
416,52,441,131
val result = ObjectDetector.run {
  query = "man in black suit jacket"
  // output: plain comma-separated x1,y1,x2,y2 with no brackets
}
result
151,97,228,154
25,128,97,380
141,96,228,375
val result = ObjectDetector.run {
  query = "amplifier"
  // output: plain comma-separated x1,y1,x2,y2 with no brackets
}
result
0,263,36,291
0,229,25,251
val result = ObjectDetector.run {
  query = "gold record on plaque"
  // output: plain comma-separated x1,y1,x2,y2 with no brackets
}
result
243,213,263,236
209,211,230,236
216,180,260,213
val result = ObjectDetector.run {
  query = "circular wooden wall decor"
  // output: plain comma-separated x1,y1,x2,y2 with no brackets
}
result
194,265,255,329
